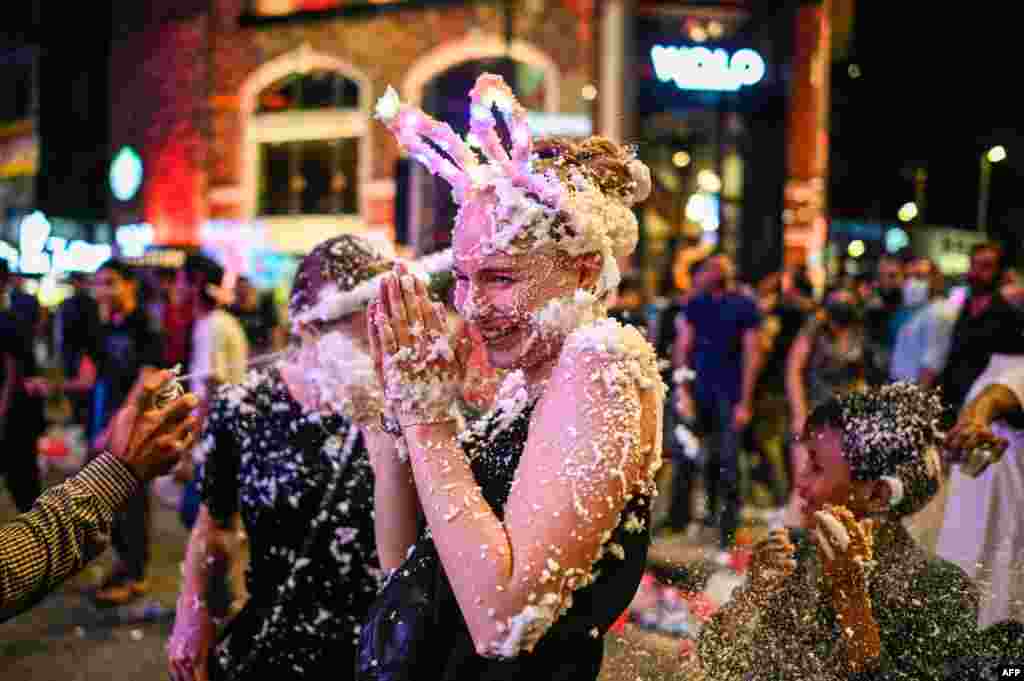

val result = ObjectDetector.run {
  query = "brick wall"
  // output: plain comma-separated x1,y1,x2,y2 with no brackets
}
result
208,0,595,226
110,11,209,244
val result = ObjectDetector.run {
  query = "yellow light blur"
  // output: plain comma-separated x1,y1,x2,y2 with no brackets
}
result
689,26,708,42
987,145,1007,163
707,20,724,38
672,151,691,168
697,169,722,193
848,240,866,258
581,84,598,101
848,64,861,79
897,201,919,222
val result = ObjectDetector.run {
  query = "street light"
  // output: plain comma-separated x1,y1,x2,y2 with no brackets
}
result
898,201,918,223
978,145,1007,236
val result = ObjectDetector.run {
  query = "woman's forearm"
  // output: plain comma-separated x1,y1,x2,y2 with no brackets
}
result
178,507,230,613
363,428,421,569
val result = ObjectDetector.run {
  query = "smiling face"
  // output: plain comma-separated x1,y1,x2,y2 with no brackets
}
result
452,192,594,372
794,425,887,527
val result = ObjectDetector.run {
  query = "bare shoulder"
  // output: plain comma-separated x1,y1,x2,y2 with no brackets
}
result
557,318,665,396
540,319,666,482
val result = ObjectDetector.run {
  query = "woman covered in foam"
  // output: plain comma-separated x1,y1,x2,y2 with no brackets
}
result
168,236,451,680
363,74,664,679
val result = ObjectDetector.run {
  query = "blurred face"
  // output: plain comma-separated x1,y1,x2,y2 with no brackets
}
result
794,424,885,527
793,426,853,527
906,258,933,280
877,258,904,293
701,256,731,292
452,193,587,371
93,268,134,312
967,247,1001,294
237,278,257,307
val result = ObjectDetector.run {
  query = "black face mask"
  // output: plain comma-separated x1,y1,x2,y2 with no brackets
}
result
826,301,859,326
967,274,998,296
879,287,903,306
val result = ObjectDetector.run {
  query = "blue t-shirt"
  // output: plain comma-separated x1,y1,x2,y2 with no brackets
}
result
681,291,762,404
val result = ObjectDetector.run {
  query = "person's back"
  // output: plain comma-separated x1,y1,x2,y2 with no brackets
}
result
57,288,99,377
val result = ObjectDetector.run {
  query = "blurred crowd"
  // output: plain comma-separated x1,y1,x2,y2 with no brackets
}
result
0,255,286,608
2,240,1023,631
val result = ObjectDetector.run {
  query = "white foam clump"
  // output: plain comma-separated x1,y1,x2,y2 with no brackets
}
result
490,370,530,435
291,249,454,332
488,593,561,658
566,318,663,393
466,167,640,295
880,475,905,509
531,289,604,339
304,330,382,421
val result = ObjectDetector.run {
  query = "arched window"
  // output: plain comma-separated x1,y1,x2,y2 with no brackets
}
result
412,58,554,252
253,70,363,217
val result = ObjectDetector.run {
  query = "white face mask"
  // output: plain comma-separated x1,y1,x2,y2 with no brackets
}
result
902,277,929,307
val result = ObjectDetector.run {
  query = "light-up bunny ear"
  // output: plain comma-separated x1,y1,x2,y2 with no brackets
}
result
467,74,533,176
375,86,480,203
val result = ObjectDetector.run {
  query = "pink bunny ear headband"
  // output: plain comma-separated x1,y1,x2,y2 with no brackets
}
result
375,73,651,294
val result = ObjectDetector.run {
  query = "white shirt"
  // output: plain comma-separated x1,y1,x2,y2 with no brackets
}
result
936,354,1024,628
190,309,249,403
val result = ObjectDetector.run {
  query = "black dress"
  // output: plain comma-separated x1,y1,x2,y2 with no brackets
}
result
196,367,381,679
426,400,652,680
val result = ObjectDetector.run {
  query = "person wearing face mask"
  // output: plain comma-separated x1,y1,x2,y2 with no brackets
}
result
889,257,946,383
167,236,403,681
930,243,1024,424
862,256,906,386
783,289,867,525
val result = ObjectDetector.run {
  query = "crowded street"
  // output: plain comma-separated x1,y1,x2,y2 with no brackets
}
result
3,1,1024,680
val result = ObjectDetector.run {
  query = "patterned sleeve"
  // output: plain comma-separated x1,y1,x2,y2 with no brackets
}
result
194,388,242,526
0,454,139,621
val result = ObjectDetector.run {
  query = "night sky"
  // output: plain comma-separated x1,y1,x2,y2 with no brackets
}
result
830,2,1023,255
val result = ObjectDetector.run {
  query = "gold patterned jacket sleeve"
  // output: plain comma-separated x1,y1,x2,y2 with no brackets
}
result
0,453,140,621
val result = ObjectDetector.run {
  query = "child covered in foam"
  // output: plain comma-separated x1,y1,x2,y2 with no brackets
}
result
698,383,979,680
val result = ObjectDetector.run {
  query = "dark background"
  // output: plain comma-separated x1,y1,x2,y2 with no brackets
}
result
829,2,1022,263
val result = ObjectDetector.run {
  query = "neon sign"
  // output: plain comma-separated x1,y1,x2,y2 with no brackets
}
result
18,211,113,275
110,146,143,201
651,45,766,92
115,222,155,258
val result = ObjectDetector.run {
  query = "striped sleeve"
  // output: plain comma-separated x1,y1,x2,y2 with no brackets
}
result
0,453,139,621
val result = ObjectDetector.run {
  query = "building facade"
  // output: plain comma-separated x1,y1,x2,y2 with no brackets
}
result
105,0,833,291
109,0,595,283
